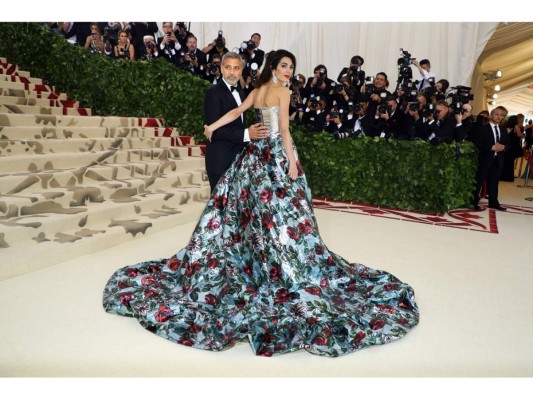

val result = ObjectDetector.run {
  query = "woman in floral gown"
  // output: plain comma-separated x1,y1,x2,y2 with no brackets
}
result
103,49,419,357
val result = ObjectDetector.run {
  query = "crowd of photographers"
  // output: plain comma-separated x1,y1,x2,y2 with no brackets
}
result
50,22,530,150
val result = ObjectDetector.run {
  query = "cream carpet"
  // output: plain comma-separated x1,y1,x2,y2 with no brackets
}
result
1,180,532,378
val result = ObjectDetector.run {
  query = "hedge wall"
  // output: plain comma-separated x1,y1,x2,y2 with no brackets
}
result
0,22,477,214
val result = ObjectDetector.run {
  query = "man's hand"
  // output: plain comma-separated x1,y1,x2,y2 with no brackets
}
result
203,125,213,141
248,123,269,140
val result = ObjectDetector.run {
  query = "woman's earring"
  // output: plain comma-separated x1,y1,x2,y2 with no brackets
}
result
272,72,278,84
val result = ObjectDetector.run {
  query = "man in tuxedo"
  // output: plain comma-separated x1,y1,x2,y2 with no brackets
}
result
472,106,509,211
204,52,269,191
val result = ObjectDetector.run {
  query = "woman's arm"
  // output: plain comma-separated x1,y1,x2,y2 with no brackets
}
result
278,87,298,180
129,44,135,61
204,89,256,140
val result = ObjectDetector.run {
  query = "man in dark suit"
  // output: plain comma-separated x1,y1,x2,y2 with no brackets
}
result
425,100,456,144
204,52,269,191
472,106,509,211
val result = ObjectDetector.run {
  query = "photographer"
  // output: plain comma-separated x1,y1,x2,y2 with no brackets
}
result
304,65,334,104
363,72,392,122
129,22,158,60
425,100,455,144
140,35,159,60
174,22,191,48
301,95,327,133
344,94,372,136
84,23,105,54
327,76,352,112
412,59,435,91
157,22,181,66
114,30,134,61
376,96,411,140
178,34,207,75
289,74,307,123
202,30,229,63
325,107,346,136
337,55,365,91
203,54,222,84
247,33,265,69
454,103,475,142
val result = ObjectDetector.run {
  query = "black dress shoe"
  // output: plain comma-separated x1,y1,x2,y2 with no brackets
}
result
473,204,482,211
489,205,506,211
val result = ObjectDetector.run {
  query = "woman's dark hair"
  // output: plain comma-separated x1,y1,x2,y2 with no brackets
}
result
256,49,297,87
437,79,449,92
505,115,518,129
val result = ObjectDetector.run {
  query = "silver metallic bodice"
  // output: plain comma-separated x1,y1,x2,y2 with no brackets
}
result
255,107,280,138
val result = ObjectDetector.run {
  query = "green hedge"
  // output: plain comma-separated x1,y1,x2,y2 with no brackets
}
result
292,128,477,214
0,22,208,135
0,22,477,213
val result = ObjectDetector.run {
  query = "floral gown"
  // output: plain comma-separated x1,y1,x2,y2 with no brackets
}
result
103,107,419,357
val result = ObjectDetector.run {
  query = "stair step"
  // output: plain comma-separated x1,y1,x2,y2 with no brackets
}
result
0,167,206,215
0,104,92,116
0,95,80,108
0,137,180,155
0,126,178,140
0,146,192,173
0,185,209,249
0,66,31,78
0,86,67,100
0,79,55,93
0,72,45,85
0,199,206,280
0,157,206,194
0,113,165,129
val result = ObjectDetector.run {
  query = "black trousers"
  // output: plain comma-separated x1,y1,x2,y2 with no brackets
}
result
473,156,503,207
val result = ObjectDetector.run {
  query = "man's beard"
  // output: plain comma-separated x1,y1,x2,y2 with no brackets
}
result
225,75,239,86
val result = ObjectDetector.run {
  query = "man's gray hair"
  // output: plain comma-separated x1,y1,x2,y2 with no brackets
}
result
222,52,244,65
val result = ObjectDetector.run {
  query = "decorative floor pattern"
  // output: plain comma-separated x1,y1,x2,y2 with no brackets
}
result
311,198,533,234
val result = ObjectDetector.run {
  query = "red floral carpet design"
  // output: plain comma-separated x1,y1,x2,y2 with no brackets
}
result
312,198,533,234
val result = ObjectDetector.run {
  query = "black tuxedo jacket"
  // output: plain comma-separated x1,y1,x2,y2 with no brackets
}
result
204,80,247,187
475,123,509,169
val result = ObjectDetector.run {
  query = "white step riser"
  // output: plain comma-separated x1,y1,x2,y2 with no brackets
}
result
0,79,55,93
0,201,206,281
0,169,206,217
0,137,184,155
0,126,179,140
0,104,92,116
0,187,209,248
0,158,205,195
0,87,67,100
0,113,164,129
0,73,45,85
0,95,79,108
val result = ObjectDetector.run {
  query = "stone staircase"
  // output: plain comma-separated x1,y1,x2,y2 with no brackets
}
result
0,57,210,280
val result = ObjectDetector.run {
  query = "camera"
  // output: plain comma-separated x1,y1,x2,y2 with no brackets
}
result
250,62,259,83
188,52,197,60
408,101,418,111
146,41,154,50
335,83,345,93
291,76,301,86
334,129,356,140
209,63,220,74
448,85,474,113
215,30,224,48
396,48,414,91
242,39,255,51
176,22,187,35
309,95,320,108
353,102,363,113
422,103,438,118
378,103,391,115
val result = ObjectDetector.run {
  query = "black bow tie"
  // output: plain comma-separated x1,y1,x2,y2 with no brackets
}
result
230,85,237,92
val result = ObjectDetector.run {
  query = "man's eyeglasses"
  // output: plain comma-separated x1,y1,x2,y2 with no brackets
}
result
163,25,173,28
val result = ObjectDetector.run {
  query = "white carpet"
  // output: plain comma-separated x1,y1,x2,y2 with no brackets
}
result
1,180,532,379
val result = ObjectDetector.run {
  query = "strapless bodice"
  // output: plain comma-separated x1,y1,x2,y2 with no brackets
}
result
255,107,280,138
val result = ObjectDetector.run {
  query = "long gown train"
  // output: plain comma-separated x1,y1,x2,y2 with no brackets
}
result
102,107,419,357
